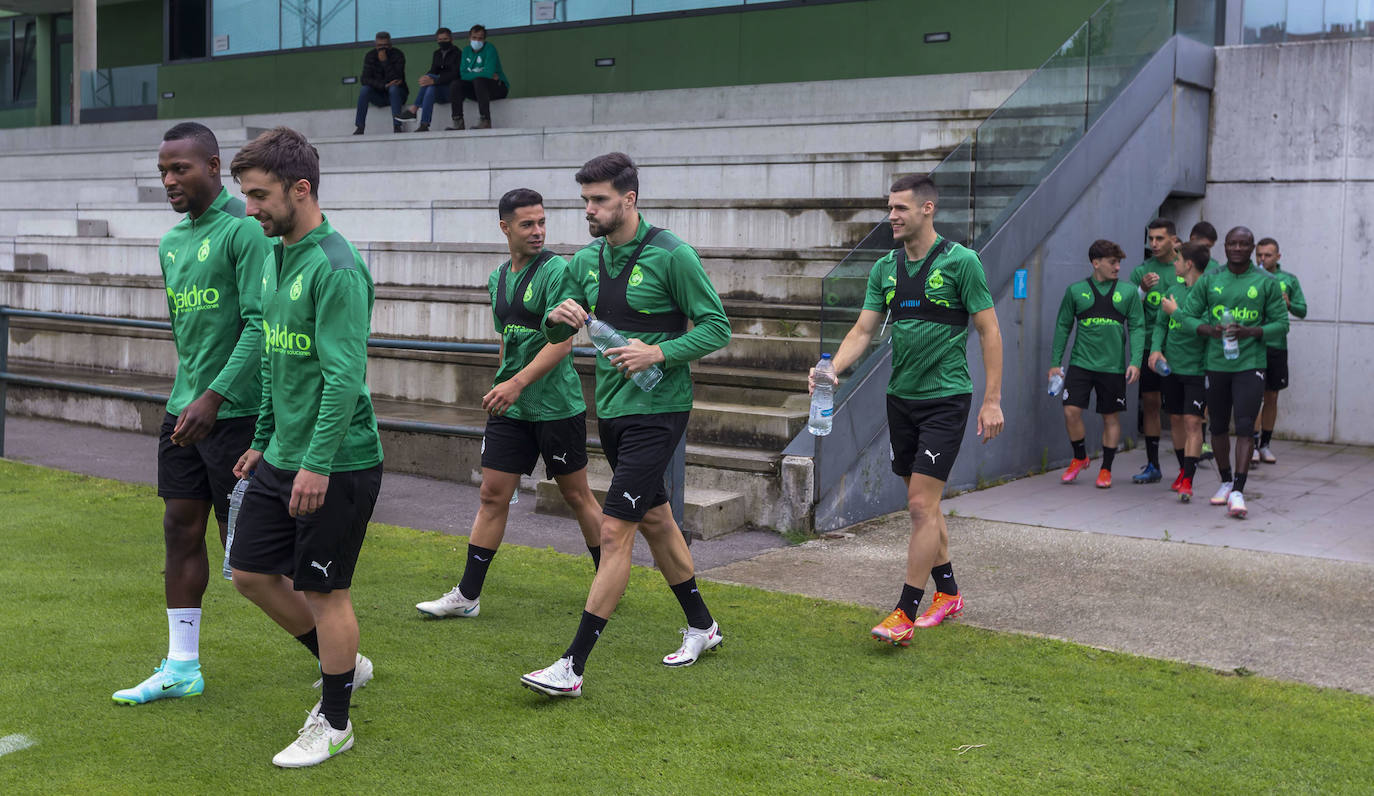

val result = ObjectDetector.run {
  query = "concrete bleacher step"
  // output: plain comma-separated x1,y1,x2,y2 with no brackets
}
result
13,219,108,238
535,476,748,540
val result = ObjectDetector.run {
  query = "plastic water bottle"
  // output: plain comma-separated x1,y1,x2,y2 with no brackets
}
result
509,488,519,505
1154,359,1171,376
587,317,663,392
808,354,836,436
1048,370,1065,397
1221,309,1240,360
223,476,251,580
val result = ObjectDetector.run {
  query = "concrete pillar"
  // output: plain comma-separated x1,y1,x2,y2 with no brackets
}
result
72,0,97,124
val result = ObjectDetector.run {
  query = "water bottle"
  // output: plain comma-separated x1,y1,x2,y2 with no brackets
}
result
223,476,251,580
1154,359,1171,376
587,317,663,392
1221,309,1240,360
509,487,519,505
1048,370,1065,397
808,354,836,436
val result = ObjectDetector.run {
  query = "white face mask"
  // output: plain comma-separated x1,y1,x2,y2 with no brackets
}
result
470,39,485,52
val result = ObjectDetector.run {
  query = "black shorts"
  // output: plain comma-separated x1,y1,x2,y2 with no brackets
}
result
1161,373,1207,417
157,412,257,521
480,412,589,478
598,412,690,523
1265,348,1289,392
1062,366,1127,415
1138,351,1162,394
229,460,383,592
886,393,972,482
1206,369,1266,438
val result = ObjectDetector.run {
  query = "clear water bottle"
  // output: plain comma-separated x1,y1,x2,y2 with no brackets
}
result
1221,309,1240,360
808,353,836,436
1154,359,1171,376
509,487,519,505
1048,370,1065,397
223,476,251,580
587,317,663,392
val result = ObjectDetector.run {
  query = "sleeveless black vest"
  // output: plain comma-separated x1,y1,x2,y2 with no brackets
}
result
1074,279,1126,324
595,227,688,334
494,249,557,330
888,238,969,326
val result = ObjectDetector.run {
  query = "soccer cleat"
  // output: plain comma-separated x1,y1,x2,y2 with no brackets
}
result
1210,482,1233,506
1227,491,1248,519
1200,442,1214,460
272,711,354,768
1061,457,1090,483
663,622,723,667
871,609,916,647
1251,447,1261,464
1095,469,1112,489
520,657,582,697
312,653,373,691
1177,477,1193,502
1259,446,1277,464
1170,471,1185,492
1131,463,1162,484
416,586,480,618
914,591,964,628
112,659,204,705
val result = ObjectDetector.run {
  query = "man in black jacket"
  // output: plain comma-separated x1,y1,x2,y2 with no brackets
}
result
353,31,408,135
394,28,460,133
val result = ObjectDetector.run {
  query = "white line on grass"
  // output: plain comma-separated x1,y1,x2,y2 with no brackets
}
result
0,734,37,757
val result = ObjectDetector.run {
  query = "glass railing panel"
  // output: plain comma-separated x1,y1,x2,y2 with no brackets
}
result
1325,0,1360,38
1242,0,1287,43
212,0,282,56
1086,0,1174,127
818,221,893,402
1176,0,1217,44
80,64,158,109
282,0,357,49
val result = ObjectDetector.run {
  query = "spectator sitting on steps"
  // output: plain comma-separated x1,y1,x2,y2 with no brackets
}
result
450,24,510,131
394,27,461,133
354,31,408,135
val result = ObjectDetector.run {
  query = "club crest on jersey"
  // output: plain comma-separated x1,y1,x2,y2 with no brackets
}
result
197,238,211,262
927,269,944,290
1112,291,1122,303
165,251,176,265
1247,285,1258,299
290,273,304,301
628,265,644,287
523,283,534,302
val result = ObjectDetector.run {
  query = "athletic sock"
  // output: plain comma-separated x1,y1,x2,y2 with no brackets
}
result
930,562,958,596
669,577,714,630
295,627,321,659
320,668,355,731
1146,436,1160,467
1183,456,1199,480
563,611,608,676
1101,447,1117,472
1175,449,1186,469
457,543,498,600
896,583,925,622
167,608,201,663
1233,473,1247,494
1071,439,1087,460
1260,430,1273,447
1218,467,1233,484
587,545,601,570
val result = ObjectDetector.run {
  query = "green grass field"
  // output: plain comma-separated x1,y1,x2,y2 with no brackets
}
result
1,459,1371,793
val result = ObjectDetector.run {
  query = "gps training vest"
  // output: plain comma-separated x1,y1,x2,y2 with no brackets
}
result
495,249,557,330
889,239,968,326
595,227,687,334
1074,279,1126,324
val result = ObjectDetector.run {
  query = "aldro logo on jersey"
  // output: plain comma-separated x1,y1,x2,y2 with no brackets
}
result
166,284,221,315
197,238,211,262
1212,304,1260,323
263,321,312,356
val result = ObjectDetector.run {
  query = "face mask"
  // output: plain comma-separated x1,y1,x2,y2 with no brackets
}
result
470,40,484,52
438,41,453,50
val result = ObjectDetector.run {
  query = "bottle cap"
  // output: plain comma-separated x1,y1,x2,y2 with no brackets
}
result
820,353,832,359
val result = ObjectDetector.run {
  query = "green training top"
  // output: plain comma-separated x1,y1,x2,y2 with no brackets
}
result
159,186,272,419
862,238,995,400
460,43,509,86
1176,262,1289,373
1050,277,1144,374
487,252,585,422
1152,280,1207,376
251,218,383,475
1262,264,1307,350
545,215,731,419
1129,256,1186,343
1206,257,1223,273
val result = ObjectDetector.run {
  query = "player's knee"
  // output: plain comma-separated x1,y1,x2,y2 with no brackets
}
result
162,512,203,544
231,569,271,598
477,481,514,512
907,493,940,522
558,483,595,512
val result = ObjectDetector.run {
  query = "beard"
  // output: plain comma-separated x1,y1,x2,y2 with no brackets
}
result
587,206,623,239
261,201,298,239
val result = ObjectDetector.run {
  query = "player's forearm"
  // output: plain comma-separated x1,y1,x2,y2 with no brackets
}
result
657,309,730,365
979,322,1004,404
831,323,876,375
515,340,574,387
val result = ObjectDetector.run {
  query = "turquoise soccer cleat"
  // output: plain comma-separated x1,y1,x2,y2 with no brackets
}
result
112,659,204,705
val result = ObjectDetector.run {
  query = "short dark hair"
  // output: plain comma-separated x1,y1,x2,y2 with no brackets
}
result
499,188,543,220
470,24,486,34
1180,241,1210,271
374,31,390,40
1147,217,1177,236
436,27,452,36
575,152,638,196
888,173,938,205
1256,237,1279,249
1189,221,1217,242
230,126,321,198
1088,239,1126,261
162,122,219,159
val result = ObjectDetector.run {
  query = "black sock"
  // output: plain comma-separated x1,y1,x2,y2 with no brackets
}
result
295,628,320,660
896,583,925,622
669,577,713,630
320,668,355,731
562,611,608,676
1260,430,1273,447
930,562,958,596
1102,447,1117,472
587,545,601,570
1175,449,1185,470
457,543,498,600
1233,473,1247,493
1071,438,1087,460
1183,456,1198,480
1219,467,1233,484
1145,436,1160,467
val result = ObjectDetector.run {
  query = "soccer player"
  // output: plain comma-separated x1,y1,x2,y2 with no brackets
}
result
415,188,602,618
227,127,384,767
1049,240,1144,489
1128,218,1183,484
1149,242,1210,502
1175,227,1288,518
816,174,1003,646
520,153,732,697
112,123,272,706
1189,221,1224,273
1252,237,1307,464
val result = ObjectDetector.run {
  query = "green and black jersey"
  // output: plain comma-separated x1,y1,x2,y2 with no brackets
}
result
1152,280,1207,376
488,251,585,422
158,187,272,419
1262,264,1308,350
1050,277,1144,374
1129,256,1185,337
1176,262,1289,372
251,218,383,475
545,215,731,419
862,238,995,400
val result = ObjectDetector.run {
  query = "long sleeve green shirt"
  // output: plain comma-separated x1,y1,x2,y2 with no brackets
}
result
1176,262,1289,372
1151,280,1207,376
1049,277,1144,374
460,43,509,86
1263,264,1307,350
488,252,585,422
251,218,383,475
159,187,272,418
1129,256,1185,338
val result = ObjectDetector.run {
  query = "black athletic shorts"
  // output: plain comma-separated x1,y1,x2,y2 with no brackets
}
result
157,412,257,521
1206,369,1266,438
598,411,690,523
1161,373,1207,417
886,393,972,482
1265,348,1289,392
1062,366,1127,415
480,412,589,478
229,460,383,592
1138,351,1162,394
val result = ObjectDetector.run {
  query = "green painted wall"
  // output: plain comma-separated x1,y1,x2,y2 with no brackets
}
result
97,0,163,69
0,106,38,129
159,0,1103,119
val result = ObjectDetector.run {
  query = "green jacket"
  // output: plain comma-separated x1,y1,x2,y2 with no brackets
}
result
1176,262,1289,372
1050,277,1144,374
1262,264,1307,350
460,43,509,86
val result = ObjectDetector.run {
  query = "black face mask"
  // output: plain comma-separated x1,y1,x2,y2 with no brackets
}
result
438,41,453,50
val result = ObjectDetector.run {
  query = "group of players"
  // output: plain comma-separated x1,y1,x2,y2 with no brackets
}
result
1049,218,1306,517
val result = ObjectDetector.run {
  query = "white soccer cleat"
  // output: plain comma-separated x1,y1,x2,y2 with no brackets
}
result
1258,446,1277,464
416,586,480,618
1251,447,1261,464
662,622,723,667
1210,482,1233,506
312,653,373,690
521,656,582,697
272,711,354,768
1227,491,1248,519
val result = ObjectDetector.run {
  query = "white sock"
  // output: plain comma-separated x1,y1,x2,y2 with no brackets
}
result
167,608,202,662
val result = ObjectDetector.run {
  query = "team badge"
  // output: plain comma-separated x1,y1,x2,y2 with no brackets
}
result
523,283,534,302
1112,291,1122,303
290,273,304,301
628,265,644,287
1247,285,1258,299
197,238,211,262
927,269,944,290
